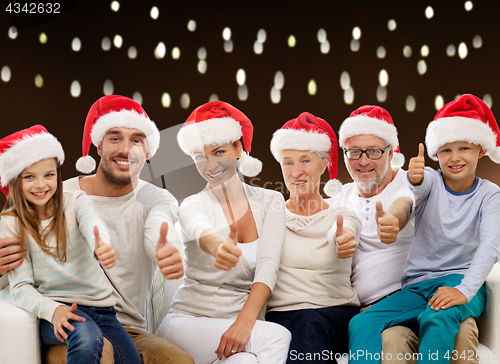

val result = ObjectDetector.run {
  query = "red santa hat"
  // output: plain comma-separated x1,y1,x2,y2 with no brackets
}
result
0,125,65,197
76,95,160,174
177,100,262,177
270,112,342,197
338,105,405,169
426,94,500,163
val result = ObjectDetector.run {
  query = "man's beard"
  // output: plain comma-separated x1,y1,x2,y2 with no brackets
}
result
100,156,139,187
351,160,390,196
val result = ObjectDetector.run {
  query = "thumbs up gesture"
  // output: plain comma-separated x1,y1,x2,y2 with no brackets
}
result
94,226,116,269
375,201,400,244
214,222,242,271
156,222,184,280
408,143,426,185
335,214,357,259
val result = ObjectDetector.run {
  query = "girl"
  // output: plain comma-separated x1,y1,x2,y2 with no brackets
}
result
157,101,291,364
0,125,142,364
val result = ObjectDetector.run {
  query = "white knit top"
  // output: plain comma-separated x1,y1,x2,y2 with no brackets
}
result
169,183,286,320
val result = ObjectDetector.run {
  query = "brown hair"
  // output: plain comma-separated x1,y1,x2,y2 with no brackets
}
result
0,161,68,261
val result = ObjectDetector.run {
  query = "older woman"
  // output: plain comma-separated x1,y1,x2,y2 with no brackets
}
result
157,101,291,364
266,112,361,364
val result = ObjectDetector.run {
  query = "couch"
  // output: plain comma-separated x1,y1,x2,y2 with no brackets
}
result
2,264,500,364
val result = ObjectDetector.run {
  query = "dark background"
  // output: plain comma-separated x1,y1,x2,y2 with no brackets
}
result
1,0,499,206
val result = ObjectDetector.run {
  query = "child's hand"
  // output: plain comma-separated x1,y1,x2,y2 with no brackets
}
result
215,222,241,271
52,303,86,342
428,287,467,311
156,222,184,280
408,143,426,185
94,226,116,269
375,201,399,244
335,214,357,259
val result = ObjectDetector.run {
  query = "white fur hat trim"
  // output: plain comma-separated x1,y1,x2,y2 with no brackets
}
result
270,128,332,161
0,133,64,187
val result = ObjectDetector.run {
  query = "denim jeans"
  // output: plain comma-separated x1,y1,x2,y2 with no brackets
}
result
266,305,359,364
40,304,142,364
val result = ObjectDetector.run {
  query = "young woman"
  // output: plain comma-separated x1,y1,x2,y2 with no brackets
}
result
266,112,361,364
0,125,141,364
157,101,291,364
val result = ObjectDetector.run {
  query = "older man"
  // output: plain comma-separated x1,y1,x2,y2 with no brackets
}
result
332,105,477,364
0,95,193,364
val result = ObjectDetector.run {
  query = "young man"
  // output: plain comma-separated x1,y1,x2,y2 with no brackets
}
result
333,105,477,364
0,95,193,364
348,95,500,364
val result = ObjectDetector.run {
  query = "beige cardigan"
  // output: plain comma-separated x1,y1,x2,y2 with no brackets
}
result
267,204,361,312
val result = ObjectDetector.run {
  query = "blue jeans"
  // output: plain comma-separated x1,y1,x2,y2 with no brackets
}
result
266,305,359,364
348,274,486,364
40,304,142,364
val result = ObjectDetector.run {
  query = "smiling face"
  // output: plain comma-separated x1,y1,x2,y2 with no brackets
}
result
280,149,327,199
20,158,58,219
344,134,394,198
192,141,242,187
437,141,485,192
97,127,149,186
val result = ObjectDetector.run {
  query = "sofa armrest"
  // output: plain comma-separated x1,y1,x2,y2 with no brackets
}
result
477,263,500,355
0,285,41,364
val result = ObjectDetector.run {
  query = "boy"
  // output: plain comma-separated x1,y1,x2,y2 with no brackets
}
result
348,94,500,364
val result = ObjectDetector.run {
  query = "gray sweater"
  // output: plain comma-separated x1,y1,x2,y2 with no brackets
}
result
169,183,286,320
64,177,180,330
403,167,500,301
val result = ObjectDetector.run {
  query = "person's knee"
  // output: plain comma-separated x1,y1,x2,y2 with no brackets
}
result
452,317,479,364
67,320,103,351
381,326,419,364
254,321,291,345
419,307,458,329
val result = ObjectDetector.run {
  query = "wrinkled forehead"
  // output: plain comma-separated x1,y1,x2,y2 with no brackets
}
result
344,134,387,149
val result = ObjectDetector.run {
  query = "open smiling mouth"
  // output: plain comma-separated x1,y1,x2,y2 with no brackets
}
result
32,191,49,197
208,169,225,178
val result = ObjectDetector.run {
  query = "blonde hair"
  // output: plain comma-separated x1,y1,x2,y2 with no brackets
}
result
0,161,68,262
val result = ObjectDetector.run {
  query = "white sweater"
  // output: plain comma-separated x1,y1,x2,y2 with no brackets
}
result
169,183,286,320
64,177,180,330
267,204,361,312
2,190,114,322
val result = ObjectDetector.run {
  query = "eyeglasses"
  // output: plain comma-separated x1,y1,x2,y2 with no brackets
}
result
343,145,391,160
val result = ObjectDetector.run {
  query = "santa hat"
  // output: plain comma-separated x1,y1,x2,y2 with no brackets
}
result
177,100,262,177
0,125,65,197
270,112,342,197
426,94,500,163
76,95,160,174
338,105,405,169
